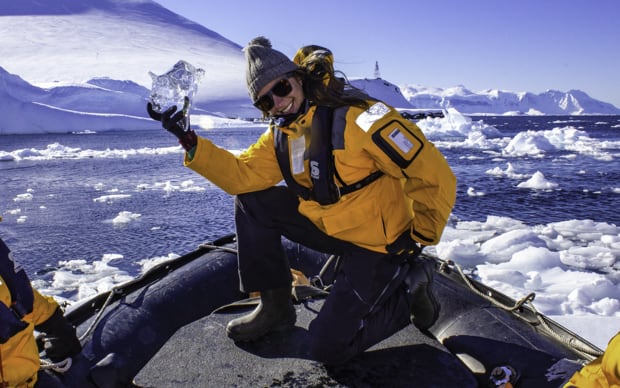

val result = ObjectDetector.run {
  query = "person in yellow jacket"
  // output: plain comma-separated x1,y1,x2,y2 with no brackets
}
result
1,238,81,387
147,36,456,365
564,331,620,388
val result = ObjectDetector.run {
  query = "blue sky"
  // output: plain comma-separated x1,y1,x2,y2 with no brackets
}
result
156,0,620,107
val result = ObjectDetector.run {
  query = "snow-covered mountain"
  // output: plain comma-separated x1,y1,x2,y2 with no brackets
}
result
351,79,620,115
0,0,254,126
0,67,154,134
400,84,620,115
1,0,618,134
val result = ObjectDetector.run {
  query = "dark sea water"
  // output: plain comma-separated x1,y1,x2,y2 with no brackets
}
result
1,115,619,278
453,116,619,223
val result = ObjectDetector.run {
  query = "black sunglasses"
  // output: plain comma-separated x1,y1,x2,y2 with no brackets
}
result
253,76,293,112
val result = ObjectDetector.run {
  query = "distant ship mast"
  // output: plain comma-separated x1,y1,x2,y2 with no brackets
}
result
374,61,381,79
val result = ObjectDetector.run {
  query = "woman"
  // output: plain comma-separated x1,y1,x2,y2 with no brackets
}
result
147,36,456,365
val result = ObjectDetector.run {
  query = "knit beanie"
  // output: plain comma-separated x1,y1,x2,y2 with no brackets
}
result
244,36,299,103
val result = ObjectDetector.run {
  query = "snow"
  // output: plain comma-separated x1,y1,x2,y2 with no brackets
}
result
1,0,618,351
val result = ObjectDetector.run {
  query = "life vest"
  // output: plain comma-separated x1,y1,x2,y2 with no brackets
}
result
273,105,384,205
0,238,34,343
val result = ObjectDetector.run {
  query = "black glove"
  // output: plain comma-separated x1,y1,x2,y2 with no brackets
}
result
147,97,197,152
386,229,423,264
35,307,82,362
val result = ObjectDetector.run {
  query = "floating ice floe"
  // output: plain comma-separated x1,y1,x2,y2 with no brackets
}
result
517,171,558,190
112,211,141,224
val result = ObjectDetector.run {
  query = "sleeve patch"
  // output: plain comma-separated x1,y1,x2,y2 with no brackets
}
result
372,120,424,168
355,102,390,132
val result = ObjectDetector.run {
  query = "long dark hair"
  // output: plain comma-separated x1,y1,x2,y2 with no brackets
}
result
293,45,371,110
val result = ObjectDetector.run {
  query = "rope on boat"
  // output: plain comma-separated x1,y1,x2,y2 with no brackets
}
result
310,254,339,291
40,357,72,373
197,243,238,254
38,289,121,374
38,285,121,373
78,286,122,342
444,258,604,359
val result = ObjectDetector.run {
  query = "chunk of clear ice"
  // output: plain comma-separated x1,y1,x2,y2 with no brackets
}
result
148,60,205,114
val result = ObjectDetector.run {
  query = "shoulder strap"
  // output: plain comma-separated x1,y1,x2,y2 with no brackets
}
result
308,106,341,205
338,170,384,196
273,106,384,205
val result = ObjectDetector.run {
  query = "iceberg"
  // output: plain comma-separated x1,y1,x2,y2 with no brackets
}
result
148,60,205,115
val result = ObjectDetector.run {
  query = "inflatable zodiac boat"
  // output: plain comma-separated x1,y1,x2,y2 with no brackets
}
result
47,234,601,387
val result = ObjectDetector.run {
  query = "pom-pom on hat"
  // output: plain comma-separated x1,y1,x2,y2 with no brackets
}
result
244,36,299,103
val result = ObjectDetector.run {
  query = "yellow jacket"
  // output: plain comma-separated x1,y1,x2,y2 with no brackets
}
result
0,278,59,388
186,101,456,252
564,332,620,388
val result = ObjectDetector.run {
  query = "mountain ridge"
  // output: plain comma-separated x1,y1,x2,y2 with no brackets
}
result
398,83,620,115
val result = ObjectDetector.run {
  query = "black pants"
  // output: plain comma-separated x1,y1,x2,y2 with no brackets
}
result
234,186,411,364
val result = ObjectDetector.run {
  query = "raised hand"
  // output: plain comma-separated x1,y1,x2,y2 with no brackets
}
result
147,97,197,151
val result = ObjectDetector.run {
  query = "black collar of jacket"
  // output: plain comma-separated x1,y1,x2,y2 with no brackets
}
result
271,99,310,128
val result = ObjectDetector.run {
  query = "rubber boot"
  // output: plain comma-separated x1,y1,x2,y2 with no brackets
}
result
226,287,296,342
404,259,439,331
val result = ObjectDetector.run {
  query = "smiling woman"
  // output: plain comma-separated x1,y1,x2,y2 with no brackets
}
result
147,33,458,365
